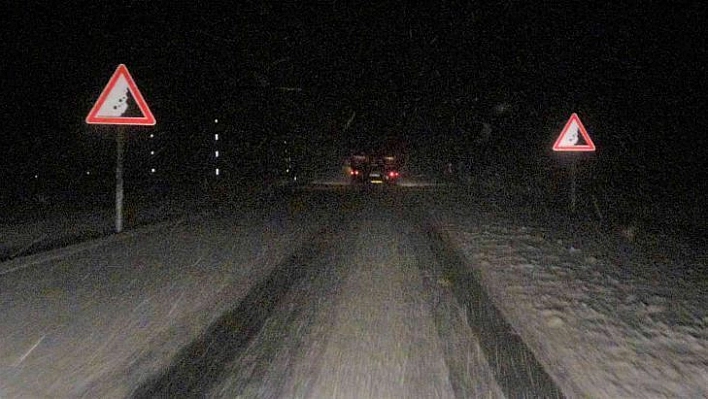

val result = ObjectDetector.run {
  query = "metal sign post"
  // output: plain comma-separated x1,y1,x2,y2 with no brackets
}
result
115,127,126,232
570,157,577,214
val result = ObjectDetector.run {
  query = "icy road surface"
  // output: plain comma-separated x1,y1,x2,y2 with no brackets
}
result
1,185,706,398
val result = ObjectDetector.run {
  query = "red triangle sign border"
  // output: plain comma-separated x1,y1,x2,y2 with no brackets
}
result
86,64,156,126
553,113,595,152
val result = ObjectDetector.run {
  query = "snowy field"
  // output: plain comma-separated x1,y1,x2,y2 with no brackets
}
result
430,191,708,398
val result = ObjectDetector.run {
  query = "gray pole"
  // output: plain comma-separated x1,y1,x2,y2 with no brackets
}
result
570,158,577,214
115,127,125,233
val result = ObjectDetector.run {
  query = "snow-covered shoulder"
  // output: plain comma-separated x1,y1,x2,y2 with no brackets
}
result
431,209,708,398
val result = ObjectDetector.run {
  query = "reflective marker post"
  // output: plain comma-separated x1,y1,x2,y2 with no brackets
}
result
115,127,125,233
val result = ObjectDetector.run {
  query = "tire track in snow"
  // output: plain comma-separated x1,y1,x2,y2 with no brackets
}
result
425,222,566,398
130,223,341,398
406,219,505,398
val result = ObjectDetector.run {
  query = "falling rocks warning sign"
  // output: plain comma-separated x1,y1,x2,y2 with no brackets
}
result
86,64,156,126
553,113,595,152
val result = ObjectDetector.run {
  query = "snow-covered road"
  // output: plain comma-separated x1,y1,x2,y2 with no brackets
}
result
206,206,506,398
0,193,332,398
0,186,705,398
128,192,519,398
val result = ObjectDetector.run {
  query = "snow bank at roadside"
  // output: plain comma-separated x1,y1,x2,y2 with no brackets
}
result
0,193,205,261
432,210,708,398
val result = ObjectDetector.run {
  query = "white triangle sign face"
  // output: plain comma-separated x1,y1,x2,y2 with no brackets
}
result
553,113,595,152
86,64,156,125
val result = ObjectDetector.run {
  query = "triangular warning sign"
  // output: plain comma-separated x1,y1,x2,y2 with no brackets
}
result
86,64,156,125
553,113,595,152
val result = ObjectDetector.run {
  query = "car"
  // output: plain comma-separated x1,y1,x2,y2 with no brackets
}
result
349,154,369,184
348,153,401,185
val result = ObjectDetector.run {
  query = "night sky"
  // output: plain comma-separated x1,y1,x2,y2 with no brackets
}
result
2,2,706,209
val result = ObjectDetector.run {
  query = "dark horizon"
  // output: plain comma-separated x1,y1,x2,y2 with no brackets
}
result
2,2,706,211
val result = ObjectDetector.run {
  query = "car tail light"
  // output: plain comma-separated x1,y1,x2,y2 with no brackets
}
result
351,170,360,176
